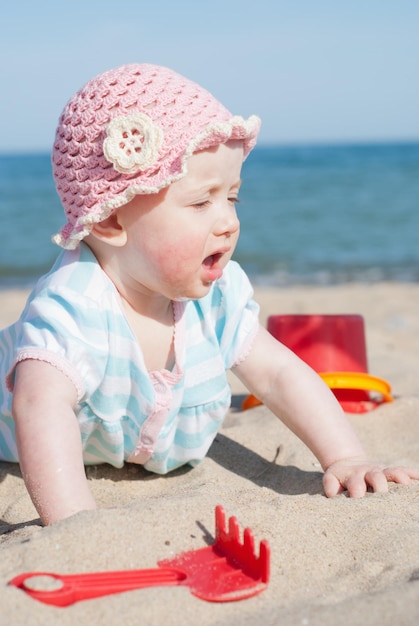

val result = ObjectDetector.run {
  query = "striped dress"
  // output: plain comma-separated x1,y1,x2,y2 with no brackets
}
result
0,243,259,473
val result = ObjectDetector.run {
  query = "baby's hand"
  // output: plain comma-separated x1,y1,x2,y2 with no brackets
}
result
322,456,419,498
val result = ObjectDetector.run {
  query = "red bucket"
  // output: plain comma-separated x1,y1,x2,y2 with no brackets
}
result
267,314,368,373
265,314,392,413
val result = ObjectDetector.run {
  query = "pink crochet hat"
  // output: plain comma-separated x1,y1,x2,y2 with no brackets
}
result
52,63,261,249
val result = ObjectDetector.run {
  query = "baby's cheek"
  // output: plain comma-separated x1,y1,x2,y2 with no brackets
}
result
160,241,199,273
166,237,203,268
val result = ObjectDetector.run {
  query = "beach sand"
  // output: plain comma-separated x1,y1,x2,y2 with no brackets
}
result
1,283,418,625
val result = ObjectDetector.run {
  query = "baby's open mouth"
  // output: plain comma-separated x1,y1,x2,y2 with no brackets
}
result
202,252,225,282
203,253,223,268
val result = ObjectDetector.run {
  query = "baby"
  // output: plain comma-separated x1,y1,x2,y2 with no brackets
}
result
0,64,417,525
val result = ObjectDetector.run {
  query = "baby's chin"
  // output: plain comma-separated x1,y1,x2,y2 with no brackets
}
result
172,282,215,302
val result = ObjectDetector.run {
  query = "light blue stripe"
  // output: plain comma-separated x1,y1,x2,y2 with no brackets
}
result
0,415,18,461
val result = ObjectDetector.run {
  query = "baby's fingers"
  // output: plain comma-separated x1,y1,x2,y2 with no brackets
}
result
383,466,419,485
324,466,388,498
323,468,368,498
322,462,419,499
322,472,344,498
363,469,389,494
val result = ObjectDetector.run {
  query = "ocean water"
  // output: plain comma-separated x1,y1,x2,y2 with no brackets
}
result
0,142,418,289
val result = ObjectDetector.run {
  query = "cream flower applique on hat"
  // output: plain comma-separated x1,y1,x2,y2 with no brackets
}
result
103,112,163,174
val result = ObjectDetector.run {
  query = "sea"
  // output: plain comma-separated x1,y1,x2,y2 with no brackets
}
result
0,142,418,290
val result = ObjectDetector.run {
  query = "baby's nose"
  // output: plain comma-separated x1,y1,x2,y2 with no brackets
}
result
215,207,240,237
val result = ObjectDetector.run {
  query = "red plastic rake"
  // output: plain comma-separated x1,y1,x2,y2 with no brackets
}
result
9,505,270,606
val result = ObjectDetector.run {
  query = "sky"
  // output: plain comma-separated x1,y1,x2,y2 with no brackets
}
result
1,0,419,152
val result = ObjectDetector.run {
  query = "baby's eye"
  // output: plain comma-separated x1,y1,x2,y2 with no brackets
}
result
229,196,241,204
192,200,212,209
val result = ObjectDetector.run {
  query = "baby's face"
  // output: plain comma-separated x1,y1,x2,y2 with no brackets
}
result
116,140,244,301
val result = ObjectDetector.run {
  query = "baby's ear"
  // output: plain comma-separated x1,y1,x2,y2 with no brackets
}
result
90,213,127,247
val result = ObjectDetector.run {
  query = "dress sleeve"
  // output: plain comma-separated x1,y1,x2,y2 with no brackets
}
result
211,261,260,370
6,287,108,401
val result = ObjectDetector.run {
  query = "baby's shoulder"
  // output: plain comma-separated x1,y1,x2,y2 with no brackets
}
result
36,244,114,303
22,244,120,330
211,261,254,305
191,261,255,323
206,261,252,299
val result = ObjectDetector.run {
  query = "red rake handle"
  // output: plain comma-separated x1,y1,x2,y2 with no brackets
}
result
9,567,187,607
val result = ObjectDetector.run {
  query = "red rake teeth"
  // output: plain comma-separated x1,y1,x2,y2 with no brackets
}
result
214,505,270,584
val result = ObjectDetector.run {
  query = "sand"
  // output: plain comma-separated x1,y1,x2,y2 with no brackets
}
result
1,283,418,625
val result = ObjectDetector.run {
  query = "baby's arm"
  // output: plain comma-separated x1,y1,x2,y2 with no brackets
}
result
12,359,97,525
233,325,419,497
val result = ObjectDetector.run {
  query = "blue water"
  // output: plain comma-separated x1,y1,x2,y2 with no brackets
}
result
0,143,418,289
